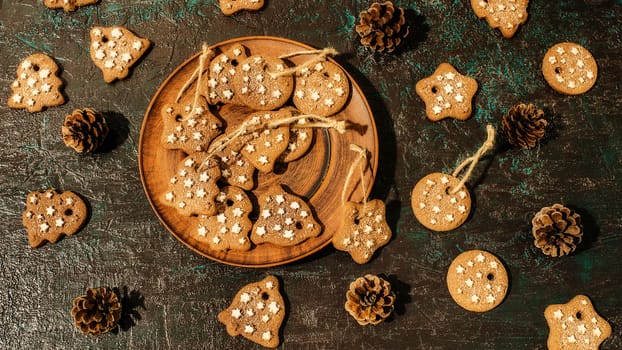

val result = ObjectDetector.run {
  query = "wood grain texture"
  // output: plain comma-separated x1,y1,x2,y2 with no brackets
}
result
139,36,378,267
1,0,621,349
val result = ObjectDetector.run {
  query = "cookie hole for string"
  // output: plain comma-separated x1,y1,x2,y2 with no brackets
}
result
431,86,439,94
353,217,360,225
487,273,494,281
64,209,73,216
175,114,183,122
32,65,40,72
576,311,582,320
555,67,562,74
226,199,234,207
261,292,270,300
323,72,330,78
101,36,109,43
231,59,238,67
295,222,303,230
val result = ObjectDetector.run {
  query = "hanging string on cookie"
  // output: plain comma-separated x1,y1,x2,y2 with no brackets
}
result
268,47,338,79
175,43,213,111
341,144,369,206
449,124,496,194
200,113,349,171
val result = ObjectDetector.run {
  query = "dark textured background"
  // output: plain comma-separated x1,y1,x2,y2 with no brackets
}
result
1,1,621,349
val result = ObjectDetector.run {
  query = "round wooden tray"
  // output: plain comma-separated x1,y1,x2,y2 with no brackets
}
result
138,36,378,267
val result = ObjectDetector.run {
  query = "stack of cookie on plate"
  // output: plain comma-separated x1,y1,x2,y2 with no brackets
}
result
158,44,351,253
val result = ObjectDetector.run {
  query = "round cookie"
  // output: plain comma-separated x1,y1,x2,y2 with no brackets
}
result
542,42,597,95
446,250,508,312
292,61,350,117
233,55,294,110
411,172,471,231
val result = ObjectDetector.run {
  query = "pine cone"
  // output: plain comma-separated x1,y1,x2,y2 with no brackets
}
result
345,274,395,325
62,108,109,153
532,204,583,257
355,1,409,53
501,103,548,149
71,287,122,336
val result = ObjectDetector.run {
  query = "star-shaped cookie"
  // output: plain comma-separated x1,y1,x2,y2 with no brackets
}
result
332,199,392,264
544,295,611,350
470,0,529,38
415,63,478,121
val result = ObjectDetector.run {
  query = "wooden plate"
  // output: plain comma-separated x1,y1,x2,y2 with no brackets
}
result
138,36,378,267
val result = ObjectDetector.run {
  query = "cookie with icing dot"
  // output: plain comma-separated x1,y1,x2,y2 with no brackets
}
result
542,42,598,95
8,53,65,113
22,190,87,248
161,153,221,217
292,60,350,117
206,44,248,105
446,250,508,312
218,0,264,16
215,144,256,191
160,98,223,154
544,295,611,350
239,110,291,173
279,122,314,163
89,26,150,83
470,0,529,38
415,63,478,121
332,199,392,264
411,173,471,231
251,184,321,246
233,55,294,110
218,275,284,348
194,186,253,252
44,0,99,11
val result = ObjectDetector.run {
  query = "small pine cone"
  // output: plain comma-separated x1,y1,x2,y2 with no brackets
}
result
62,108,109,153
502,103,548,149
71,287,122,336
532,204,583,257
345,274,395,325
355,1,409,53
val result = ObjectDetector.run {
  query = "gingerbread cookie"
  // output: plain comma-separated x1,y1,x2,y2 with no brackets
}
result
544,295,611,350
233,55,294,110
292,60,350,117
89,26,150,83
240,110,291,173
218,275,284,348
206,44,248,105
8,53,65,113
470,0,529,38
415,63,478,121
279,122,314,163
218,0,264,16
160,98,222,154
542,42,598,95
215,145,256,191
194,186,253,252
251,184,321,246
411,173,471,231
22,190,87,248
161,153,221,217
44,0,99,11
446,250,508,312
332,200,392,264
